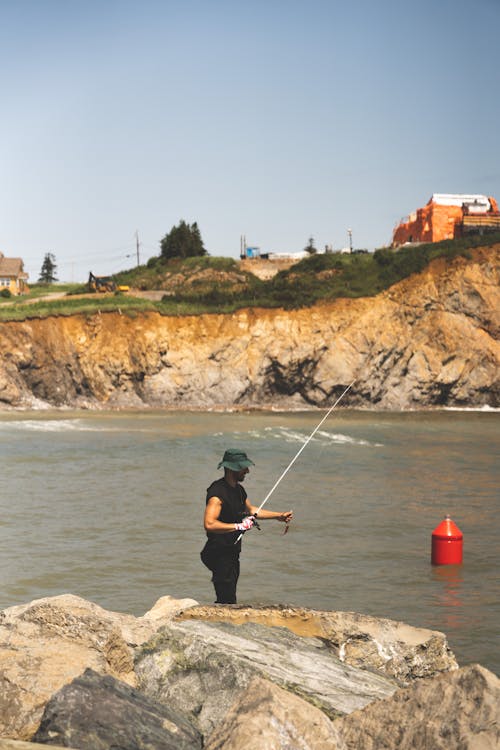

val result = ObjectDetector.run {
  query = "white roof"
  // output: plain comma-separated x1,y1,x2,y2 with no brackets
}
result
268,251,309,260
430,193,490,208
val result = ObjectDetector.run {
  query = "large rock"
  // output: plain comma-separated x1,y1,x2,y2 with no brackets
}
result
135,619,398,738
204,663,500,750
0,246,498,410
333,663,500,750
178,603,458,682
0,742,76,750
0,593,196,739
32,668,202,750
0,593,491,749
204,675,339,750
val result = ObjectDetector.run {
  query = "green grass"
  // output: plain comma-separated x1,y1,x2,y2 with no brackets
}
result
1,233,498,321
114,255,242,290
0,293,156,321
0,282,84,301
28,282,83,294
165,234,499,312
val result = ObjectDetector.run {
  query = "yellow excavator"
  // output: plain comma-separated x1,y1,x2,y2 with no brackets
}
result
88,272,129,293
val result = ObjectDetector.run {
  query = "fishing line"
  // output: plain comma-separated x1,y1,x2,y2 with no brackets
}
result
236,380,355,543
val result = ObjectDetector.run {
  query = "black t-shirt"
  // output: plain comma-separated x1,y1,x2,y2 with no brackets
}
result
205,477,248,550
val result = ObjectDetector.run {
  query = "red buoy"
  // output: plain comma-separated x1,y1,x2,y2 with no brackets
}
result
431,515,463,565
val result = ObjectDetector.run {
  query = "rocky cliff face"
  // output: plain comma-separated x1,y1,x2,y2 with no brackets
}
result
0,247,498,410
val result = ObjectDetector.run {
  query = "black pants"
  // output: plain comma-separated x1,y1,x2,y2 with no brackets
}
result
201,543,240,604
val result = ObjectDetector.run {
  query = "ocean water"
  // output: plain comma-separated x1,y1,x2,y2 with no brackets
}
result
0,409,498,675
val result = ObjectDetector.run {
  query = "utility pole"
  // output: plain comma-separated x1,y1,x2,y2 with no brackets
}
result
347,228,353,253
135,231,141,266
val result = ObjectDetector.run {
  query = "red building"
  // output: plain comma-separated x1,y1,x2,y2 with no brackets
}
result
393,194,500,246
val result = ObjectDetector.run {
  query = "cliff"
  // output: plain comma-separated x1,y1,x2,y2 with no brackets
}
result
0,246,498,410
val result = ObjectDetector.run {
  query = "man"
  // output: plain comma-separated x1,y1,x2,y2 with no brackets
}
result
201,448,293,604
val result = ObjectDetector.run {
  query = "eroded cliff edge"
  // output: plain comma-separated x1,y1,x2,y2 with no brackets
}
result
0,247,498,410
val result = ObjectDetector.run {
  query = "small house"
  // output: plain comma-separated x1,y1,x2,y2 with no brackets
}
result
0,253,29,295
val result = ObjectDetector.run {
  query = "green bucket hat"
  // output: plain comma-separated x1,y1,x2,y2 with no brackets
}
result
218,449,255,471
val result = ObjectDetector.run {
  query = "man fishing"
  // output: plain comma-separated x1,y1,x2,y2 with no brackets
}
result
201,448,293,604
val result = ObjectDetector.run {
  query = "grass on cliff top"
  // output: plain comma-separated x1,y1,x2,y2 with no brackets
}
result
115,254,242,289
155,232,500,312
0,292,157,321
0,232,498,321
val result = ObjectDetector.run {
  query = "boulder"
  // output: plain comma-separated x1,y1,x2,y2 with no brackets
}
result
32,668,202,750
0,593,197,739
177,603,458,682
135,619,397,738
0,593,488,750
204,675,339,750
333,663,500,750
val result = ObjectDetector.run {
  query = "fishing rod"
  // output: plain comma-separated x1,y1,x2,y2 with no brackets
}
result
236,379,355,543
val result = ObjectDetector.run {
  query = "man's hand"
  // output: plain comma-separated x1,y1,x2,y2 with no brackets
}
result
235,516,255,532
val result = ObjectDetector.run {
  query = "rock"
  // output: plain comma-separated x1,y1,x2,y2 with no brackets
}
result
0,246,498,410
135,619,397,738
333,663,500,750
143,594,199,623
177,603,458,682
204,675,340,750
1,593,493,749
0,741,76,750
0,593,197,739
32,668,202,750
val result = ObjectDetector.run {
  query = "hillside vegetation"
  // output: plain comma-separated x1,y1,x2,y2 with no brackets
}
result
0,233,498,321
115,232,500,309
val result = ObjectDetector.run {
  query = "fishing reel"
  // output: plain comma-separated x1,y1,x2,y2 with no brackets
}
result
240,513,261,531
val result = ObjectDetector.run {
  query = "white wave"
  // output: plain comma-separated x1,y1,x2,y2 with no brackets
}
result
0,419,84,432
276,428,311,444
238,426,383,447
316,429,383,447
443,405,500,413
0,419,138,433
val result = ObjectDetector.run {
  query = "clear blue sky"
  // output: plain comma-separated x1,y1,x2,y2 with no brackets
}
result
1,0,499,283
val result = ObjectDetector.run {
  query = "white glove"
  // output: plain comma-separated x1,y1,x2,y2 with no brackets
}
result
235,516,255,532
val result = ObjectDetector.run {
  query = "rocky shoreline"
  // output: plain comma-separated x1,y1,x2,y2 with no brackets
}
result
0,594,498,749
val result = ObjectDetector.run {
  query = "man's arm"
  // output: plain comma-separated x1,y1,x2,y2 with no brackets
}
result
245,499,293,523
204,496,255,533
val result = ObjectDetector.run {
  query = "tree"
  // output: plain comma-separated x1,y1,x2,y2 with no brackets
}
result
38,253,58,283
160,220,207,261
304,236,317,255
